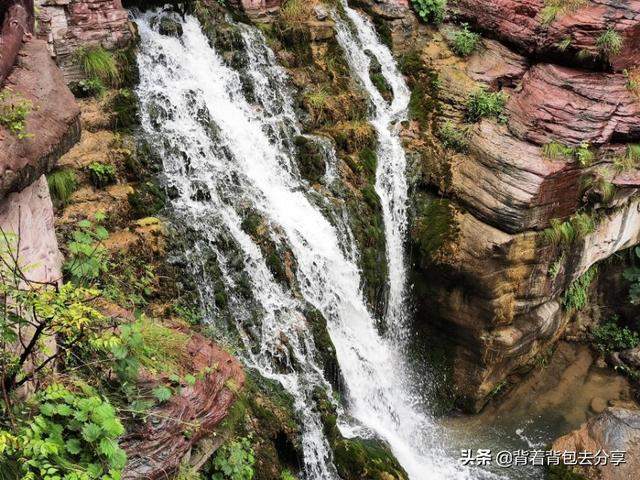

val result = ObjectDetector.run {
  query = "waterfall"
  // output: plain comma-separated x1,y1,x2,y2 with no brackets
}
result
334,2,411,335
135,10,493,480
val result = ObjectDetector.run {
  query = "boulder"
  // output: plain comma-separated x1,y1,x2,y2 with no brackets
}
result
0,39,81,201
36,0,134,82
507,64,640,147
552,408,640,480
0,175,63,284
121,328,245,480
451,0,640,72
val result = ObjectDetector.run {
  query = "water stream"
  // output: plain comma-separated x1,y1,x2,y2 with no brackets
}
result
136,9,496,480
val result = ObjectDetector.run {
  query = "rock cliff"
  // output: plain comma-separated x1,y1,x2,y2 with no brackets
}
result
356,0,640,411
36,0,134,81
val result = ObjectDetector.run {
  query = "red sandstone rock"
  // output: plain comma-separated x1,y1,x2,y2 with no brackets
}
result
467,38,529,89
452,121,584,232
451,0,640,72
506,64,640,147
37,0,133,81
0,39,80,200
121,329,245,480
0,1,33,84
228,0,282,21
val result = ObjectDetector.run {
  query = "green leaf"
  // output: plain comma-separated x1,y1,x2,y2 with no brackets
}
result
81,422,102,443
152,386,172,403
65,438,82,455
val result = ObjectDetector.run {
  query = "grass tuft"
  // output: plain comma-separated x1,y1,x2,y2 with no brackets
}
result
47,168,78,206
76,46,120,86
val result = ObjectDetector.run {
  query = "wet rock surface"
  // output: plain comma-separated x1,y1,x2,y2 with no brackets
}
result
552,407,640,480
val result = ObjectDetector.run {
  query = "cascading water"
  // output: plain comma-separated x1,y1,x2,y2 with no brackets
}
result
334,1,411,335
136,9,496,480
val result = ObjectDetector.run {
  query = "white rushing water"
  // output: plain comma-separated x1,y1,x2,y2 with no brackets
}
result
334,1,411,335
136,10,494,480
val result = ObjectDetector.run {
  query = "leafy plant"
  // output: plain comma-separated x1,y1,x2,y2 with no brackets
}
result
70,78,106,98
210,436,255,480
543,212,596,246
47,168,78,206
0,89,33,139
465,87,508,123
280,470,297,480
597,28,623,57
540,0,586,26
541,140,594,166
63,213,110,284
2,384,126,480
87,162,117,188
438,121,468,152
562,265,597,311
592,316,640,353
76,46,120,86
411,0,446,24
0,245,108,393
451,24,480,57
575,142,594,167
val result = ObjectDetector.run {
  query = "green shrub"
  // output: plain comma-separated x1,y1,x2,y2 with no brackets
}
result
128,181,166,219
209,436,255,480
280,470,297,480
87,162,117,188
47,168,78,206
575,142,594,167
76,46,120,86
543,212,596,246
0,88,32,139
540,0,586,26
451,24,480,57
541,140,594,166
465,87,508,122
412,0,446,24
1,384,126,480
597,28,623,57
592,316,640,353
542,141,575,160
110,88,139,130
70,78,106,98
64,212,110,284
438,120,468,152
562,265,597,311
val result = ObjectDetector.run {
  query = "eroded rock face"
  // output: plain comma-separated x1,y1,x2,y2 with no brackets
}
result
0,175,63,284
121,329,245,480
0,39,81,200
36,0,134,81
228,0,282,21
507,64,640,147
552,408,640,480
451,0,640,72
416,198,640,411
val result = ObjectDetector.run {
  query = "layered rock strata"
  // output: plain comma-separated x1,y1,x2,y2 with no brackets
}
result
36,0,134,81
355,1,640,410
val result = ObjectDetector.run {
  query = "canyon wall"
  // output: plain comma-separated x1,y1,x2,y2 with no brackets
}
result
356,0,640,411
